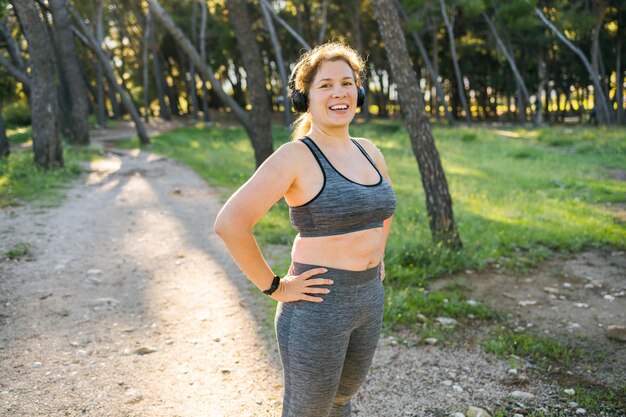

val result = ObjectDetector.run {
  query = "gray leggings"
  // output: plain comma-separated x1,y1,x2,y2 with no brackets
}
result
274,261,385,417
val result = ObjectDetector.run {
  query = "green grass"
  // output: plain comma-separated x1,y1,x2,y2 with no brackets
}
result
4,242,31,260
383,277,499,330
115,121,625,323
482,327,579,367
5,126,32,145
370,124,625,288
565,384,626,415
490,383,626,416
0,131,104,207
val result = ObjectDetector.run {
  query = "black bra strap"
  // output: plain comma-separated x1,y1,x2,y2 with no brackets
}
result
298,138,326,169
351,139,381,173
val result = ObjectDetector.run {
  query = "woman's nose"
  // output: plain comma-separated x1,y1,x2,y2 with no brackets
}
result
332,88,347,97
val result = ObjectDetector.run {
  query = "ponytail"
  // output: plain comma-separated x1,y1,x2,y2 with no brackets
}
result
290,112,312,141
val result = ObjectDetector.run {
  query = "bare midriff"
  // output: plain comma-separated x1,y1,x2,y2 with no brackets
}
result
290,227,384,271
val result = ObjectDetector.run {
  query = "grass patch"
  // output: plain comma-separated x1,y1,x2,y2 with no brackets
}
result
383,277,499,331
565,384,626,415
5,126,32,145
482,327,579,368
490,383,626,416
1,131,104,207
4,242,31,260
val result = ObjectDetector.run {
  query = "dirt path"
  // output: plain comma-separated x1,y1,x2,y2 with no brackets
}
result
0,149,282,416
1,146,622,417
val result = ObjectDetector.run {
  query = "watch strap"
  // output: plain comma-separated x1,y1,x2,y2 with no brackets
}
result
263,275,281,295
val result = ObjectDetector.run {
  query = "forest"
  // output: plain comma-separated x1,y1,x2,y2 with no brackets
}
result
0,0,624,168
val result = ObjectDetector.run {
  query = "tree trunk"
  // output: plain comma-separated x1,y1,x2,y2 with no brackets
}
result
395,0,454,124
616,29,623,125
161,52,180,117
198,0,211,124
227,0,274,167
187,1,199,120
260,0,292,126
533,6,612,125
431,23,440,119
110,86,123,119
516,84,525,123
70,6,150,145
317,0,328,44
228,66,246,108
439,0,471,123
371,67,389,117
142,10,151,122
591,21,605,122
150,19,170,120
536,55,546,125
351,0,371,121
482,11,534,124
49,0,90,145
94,0,107,126
12,0,63,169
147,0,250,129
38,3,72,141
0,101,9,158
371,0,462,249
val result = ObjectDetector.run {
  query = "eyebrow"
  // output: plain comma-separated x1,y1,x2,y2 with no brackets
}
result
316,77,354,84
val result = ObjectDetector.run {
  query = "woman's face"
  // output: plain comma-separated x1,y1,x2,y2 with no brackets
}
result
307,60,358,129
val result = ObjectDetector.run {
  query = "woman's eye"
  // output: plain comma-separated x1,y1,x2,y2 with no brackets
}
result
343,82,354,86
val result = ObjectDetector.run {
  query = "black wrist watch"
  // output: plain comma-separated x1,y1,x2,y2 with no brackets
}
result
263,275,281,295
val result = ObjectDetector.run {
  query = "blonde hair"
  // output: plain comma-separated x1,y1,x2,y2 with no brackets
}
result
290,42,366,140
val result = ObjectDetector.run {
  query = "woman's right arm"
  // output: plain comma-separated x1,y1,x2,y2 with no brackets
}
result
213,142,333,302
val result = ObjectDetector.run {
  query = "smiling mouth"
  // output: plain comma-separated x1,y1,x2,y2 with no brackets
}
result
329,104,349,110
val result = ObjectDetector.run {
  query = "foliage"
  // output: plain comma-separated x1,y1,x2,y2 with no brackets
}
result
3,101,31,128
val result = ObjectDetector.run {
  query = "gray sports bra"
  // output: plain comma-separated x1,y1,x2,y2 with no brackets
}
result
288,137,396,238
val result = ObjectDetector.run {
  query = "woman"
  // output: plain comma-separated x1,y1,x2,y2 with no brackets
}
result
214,42,396,417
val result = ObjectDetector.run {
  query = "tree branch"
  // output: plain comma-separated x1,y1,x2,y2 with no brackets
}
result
0,54,31,87
259,0,311,50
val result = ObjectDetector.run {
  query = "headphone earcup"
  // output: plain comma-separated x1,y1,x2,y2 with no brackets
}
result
357,87,366,109
290,90,309,113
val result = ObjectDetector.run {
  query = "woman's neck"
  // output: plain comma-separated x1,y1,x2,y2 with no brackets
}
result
306,124,351,149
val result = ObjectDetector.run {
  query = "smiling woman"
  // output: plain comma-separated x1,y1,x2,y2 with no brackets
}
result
289,43,366,140
214,42,395,417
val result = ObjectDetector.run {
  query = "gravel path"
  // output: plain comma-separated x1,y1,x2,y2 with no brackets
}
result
0,148,614,417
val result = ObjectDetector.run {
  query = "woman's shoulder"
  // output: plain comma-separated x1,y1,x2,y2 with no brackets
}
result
352,137,384,160
268,139,314,168
275,139,311,156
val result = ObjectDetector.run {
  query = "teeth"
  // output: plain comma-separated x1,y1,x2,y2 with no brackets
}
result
330,105,348,110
